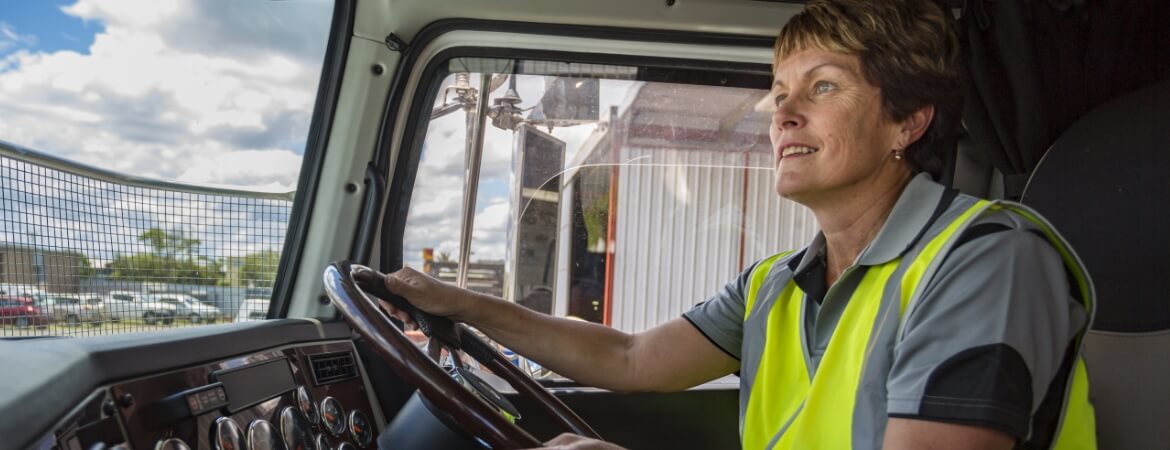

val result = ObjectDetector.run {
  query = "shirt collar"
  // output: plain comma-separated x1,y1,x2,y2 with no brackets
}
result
856,172,947,265
791,173,947,272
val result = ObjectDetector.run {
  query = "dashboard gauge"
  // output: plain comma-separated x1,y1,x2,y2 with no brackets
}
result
319,397,346,437
315,434,330,450
318,397,343,434
211,417,246,450
296,386,319,425
279,406,316,450
347,409,372,447
336,443,356,450
247,419,287,450
155,438,191,450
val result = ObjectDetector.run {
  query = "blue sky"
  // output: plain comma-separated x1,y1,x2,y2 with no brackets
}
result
0,0,332,191
0,1,97,59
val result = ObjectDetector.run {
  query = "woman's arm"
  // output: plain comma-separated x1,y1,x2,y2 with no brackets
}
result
383,267,738,392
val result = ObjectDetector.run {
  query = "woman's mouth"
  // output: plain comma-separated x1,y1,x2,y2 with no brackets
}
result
781,145,819,159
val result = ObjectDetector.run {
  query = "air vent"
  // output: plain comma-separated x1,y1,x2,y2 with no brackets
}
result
308,351,358,385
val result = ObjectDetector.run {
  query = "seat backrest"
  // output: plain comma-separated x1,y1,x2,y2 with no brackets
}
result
1021,79,1170,449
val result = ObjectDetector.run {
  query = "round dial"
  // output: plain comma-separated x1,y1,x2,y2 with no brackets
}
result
210,417,246,450
247,419,287,450
279,406,315,450
347,409,372,447
296,386,319,425
315,434,329,450
319,396,346,437
336,443,356,450
154,438,191,450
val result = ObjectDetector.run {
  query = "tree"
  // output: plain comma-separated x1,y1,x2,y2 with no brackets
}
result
108,253,223,285
137,227,201,261
109,229,221,285
75,252,94,278
239,251,281,288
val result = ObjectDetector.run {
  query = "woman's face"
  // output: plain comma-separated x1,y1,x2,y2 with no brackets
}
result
769,49,907,205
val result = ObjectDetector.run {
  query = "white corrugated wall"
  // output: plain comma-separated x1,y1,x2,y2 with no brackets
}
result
609,148,817,333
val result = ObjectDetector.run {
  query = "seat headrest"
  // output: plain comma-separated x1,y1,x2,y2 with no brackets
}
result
1021,79,1170,333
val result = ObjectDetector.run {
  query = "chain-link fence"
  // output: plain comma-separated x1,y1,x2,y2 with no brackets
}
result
0,141,293,337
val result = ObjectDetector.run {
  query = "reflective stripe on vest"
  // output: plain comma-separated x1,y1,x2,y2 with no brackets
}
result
741,200,1096,449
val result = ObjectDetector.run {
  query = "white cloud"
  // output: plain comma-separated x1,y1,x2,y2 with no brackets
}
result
176,149,302,191
0,0,329,191
0,22,37,52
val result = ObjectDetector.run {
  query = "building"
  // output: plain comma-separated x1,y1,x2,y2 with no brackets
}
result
551,83,819,333
0,244,85,294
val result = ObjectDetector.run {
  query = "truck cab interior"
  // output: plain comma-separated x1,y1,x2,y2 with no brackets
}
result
0,1,1166,449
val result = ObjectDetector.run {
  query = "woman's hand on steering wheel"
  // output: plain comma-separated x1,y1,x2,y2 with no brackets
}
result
378,266,473,324
531,433,627,450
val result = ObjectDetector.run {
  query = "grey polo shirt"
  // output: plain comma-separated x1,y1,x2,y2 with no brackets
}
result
683,173,1088,448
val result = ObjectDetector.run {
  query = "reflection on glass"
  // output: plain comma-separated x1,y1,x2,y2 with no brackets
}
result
211,417,246,450
247,419,286,450
404,57,817,341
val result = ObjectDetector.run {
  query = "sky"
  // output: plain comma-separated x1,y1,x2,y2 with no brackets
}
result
0,0,329,267
401,73,641,268
0,0,641,271
0,0,331,192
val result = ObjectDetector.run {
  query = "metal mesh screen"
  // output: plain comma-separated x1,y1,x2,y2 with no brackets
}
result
0,145,293,337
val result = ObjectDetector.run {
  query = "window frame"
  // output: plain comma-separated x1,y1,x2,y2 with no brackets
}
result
267,0,358,320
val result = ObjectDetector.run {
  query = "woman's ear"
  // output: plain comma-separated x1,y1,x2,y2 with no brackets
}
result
898,104,935,149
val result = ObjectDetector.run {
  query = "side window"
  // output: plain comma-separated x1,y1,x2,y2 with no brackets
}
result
402,58,817,334
0,1,334,337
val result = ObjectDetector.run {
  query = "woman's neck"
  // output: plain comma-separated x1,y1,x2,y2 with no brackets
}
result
813,174,913,286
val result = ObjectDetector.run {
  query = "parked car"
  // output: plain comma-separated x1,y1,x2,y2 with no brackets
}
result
38,295,102,327
235,298,270,322
0,285,48,302
97,293,133,323
108,291,178,325
148,294,224,324
0,296,51,329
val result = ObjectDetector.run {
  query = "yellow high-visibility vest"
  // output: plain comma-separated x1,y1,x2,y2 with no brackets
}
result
741,200,1096,449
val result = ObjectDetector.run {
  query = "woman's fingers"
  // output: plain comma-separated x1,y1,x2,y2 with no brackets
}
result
376,300,414,324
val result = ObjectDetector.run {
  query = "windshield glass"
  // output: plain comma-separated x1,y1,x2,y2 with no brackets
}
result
403,57,818,378
0,0,334,337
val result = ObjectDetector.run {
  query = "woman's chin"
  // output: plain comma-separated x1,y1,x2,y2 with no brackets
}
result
775,181,813,203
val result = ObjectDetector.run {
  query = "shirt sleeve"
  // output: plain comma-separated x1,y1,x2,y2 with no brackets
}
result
681,262,758,361
885,212,1088,438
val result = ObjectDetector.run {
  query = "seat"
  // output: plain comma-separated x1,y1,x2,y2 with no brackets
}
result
1020,79,1170,449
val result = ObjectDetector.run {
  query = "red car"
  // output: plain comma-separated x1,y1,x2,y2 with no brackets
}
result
0,296,52,329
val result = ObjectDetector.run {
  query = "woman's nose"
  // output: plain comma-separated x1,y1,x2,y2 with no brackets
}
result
772,100,806,130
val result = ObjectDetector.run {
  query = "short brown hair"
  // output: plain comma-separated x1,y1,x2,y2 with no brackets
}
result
775,0,962,178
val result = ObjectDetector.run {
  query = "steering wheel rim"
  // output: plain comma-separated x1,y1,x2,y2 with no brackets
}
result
323,261,600,449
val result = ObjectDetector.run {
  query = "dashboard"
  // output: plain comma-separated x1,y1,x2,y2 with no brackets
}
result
52,341,379,450
2,320,386,450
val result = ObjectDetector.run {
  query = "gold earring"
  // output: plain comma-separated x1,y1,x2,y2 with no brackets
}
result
893,150,904,161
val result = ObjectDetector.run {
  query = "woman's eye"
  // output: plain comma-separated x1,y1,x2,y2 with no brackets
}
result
813,81,835,95
773,93,787,106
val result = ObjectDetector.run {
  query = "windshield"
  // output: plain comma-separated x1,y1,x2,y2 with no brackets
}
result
0,0,334,337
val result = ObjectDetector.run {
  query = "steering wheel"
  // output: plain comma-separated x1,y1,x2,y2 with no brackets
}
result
322,261,601,448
